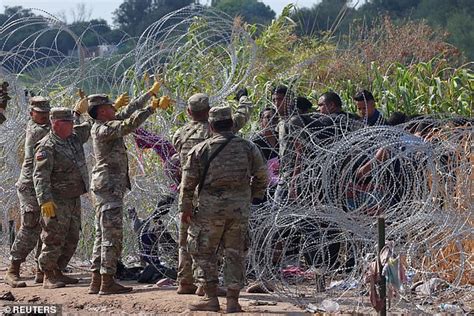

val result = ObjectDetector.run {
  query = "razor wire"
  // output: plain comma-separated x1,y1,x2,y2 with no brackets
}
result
0,4,472,314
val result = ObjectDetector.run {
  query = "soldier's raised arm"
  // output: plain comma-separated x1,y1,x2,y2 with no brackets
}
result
32,143,54,207
232,90,253,132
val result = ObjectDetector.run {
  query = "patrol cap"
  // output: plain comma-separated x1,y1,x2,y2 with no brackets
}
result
187,93,209,112
87,94,113,117
208,106,232,123
29,96,51,112
50,107,74,121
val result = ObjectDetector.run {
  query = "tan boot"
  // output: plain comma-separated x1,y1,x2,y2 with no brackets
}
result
188,285,220,312
177,282,197,294
98,274,132,295
4,260,26,288
55,269,79,284
195,285,205,296
226,289,243,313
43,270,66,289
196,285,226,296
34,270,44,283
88,272,101,294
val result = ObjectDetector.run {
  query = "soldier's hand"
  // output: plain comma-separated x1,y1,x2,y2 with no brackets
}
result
148,80,161,96
114,93,129,111
73,97,89,114
158,96,172,110
41,201,57,218
181,210,192,224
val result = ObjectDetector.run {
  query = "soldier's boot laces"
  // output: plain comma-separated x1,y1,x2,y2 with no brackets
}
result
177,283,197,294
43,270,66,289
34,270,44,283
88,272,101,294
226,289,243,313
188,285,220,312
4,260,26,288
55,269,79,284
99,274,132,295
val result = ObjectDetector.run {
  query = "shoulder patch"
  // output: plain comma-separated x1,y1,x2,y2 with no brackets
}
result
35,151,47,161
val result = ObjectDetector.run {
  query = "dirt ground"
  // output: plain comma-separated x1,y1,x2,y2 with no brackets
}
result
0,268,309,315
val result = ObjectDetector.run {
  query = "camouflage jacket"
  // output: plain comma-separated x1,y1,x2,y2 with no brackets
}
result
33,122,91,205
179,131,268,216
172,96,253,165
90,93,153,192
16,120,50,188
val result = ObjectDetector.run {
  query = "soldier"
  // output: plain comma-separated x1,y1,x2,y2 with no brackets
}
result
33,107,91,289
172,91,253,295
4,96,50,288
0,81,11,124
179,106,268,313
87,83,172,295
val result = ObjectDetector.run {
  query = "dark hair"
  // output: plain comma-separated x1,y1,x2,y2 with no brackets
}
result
272,85,288,95
387,111,408,126
259,107,276,120
353,89,375,102
296,96,312,112
321,91,342,109
211,119,233,132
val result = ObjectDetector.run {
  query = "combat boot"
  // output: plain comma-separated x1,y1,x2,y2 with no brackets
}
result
177,282,197,294
4,260,26,288
196,285,227,297
88,272,101,294
43,270,66,289
34,270,44,283
99,274,133,295
226,289,243,313
55,269,79,284
188,285,220,312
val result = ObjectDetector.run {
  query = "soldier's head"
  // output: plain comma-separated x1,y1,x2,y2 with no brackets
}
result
318,91,342,115
209,106,233,133
187,93,210,121
50,107,74,139
272,85,295,118
87,94,115,121
29,96,51,125
353,89,376,119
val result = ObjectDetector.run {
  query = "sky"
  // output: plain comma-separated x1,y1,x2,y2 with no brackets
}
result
0,0,321,25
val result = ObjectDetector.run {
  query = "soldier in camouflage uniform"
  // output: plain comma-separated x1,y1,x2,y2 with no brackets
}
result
4,97,50,288
179,106,268,313
33,107,91,289
87,83,172,295
172,91,253,295
0,81,10,124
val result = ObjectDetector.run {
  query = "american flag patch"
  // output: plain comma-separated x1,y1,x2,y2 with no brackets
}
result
35,151,47,161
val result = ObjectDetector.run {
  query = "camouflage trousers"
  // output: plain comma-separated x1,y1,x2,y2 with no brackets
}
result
39,196,81,272
10,185,42,267
187,214,247,290
90,190,124,275
177,221,194,285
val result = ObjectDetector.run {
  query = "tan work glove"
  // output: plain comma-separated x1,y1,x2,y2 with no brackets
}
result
74,98,89,114
151,96,172,110
41,201,57,218
148,80,161,96
114,93,129,111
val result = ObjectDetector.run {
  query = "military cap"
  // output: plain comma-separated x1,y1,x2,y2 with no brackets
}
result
187,93,209,111
87,94,113,117
29,96,51,112
209,106,232,122
50,107,74,121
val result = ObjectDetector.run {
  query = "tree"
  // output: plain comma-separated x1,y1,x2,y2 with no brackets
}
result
212,0,275,25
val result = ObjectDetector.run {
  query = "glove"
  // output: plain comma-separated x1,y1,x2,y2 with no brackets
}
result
148,80,161,96
234,87,248,101
114,93,129,110
41,201,57,218
73,97,89,114
151,96,172,110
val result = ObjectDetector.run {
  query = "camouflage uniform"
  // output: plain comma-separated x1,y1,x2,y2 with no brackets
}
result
179,106,267,292
172,93,253,287
89,93,154,275
33,108,90,273
10,99,50,269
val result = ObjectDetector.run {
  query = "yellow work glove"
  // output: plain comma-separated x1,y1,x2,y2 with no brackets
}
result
151,96,172,110
73,97,89,114
148,80,161,96
41,201,57,218
114,93,129,111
